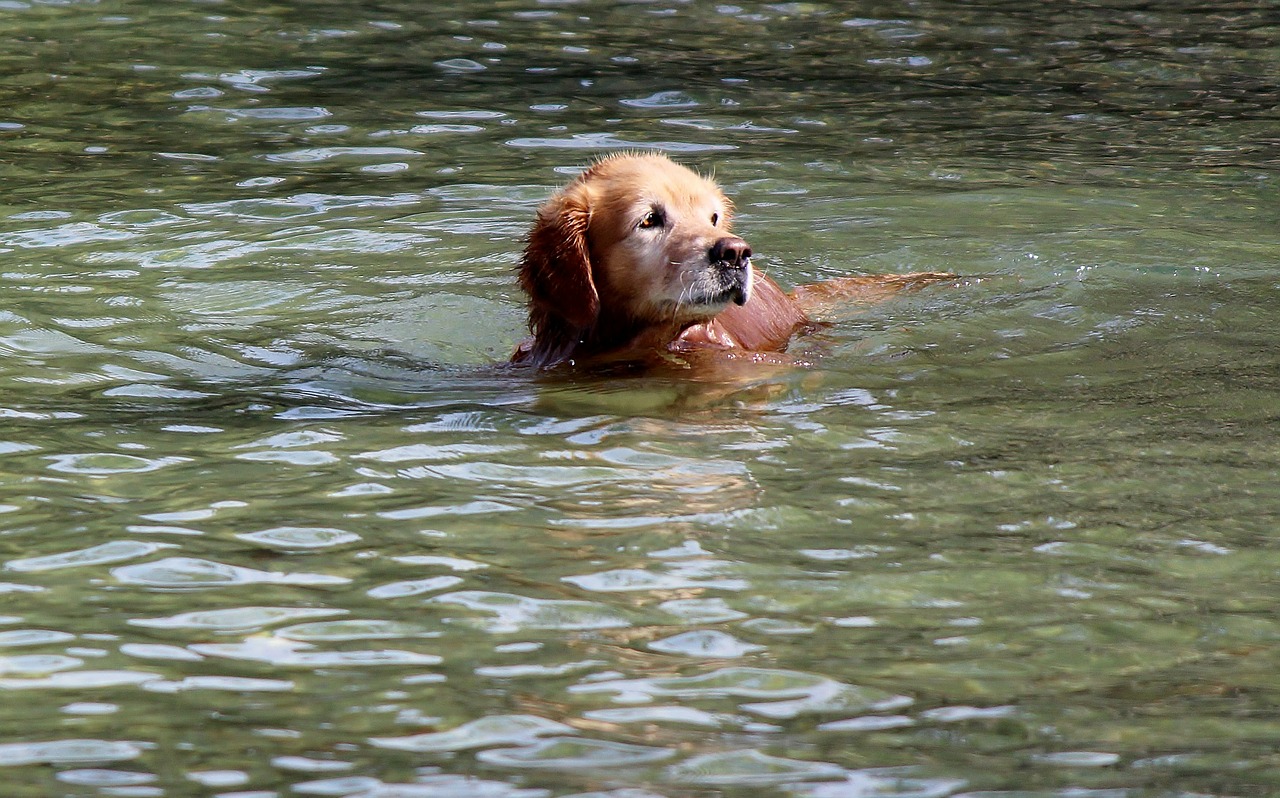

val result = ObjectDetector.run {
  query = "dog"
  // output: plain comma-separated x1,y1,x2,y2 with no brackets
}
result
512,153,950,367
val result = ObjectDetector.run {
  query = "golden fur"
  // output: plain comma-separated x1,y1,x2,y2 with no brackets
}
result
513,153,949,367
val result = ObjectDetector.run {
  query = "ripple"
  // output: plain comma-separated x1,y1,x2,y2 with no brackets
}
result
581,705,724,728
144,676,295,693
98,209,189,227
475,737,674,769
0,582,43,595
55,769,154,787
205,67,326,88
0,629,76,647
7,541,176,572
0,222,134,249
275,619,437,642
370,715,572,753
664,119,799,135
292,776,381,795
119,644,203,662
868,55,933,68
129,606,345,632
571,667,911,719
658,598,749,624
203,106,332,121
0,670,158,690
647,630,765,658
267,227,425,253
156,151,220,162
390,555,489,572
60,702,118,716
112,557,351,589
817,715,915,732
389,210,521,236
0,739,142,766
3,329,108,355
421,462,646,488
235,450,340,466
378,500,519,520
920,705,1017,722
0,654,84,675
435,58,486,72
355,442,520,463
262,146,423,164
667,750,845,785
505,133,734,152
799,547,888,561
86,238,269,271
366,576,465,599
45,453,188,475
475,659,606,679
1031,751,1121,767
236,526,360,550
740,618,816,636
417,109,506,120
237,431,344,451
431,591,632,633
181,191,425,219
293,773,545,796
271,756,354,773
409,123,486,134
187,769,249,788
102,384,215,400
619,90,700,108
564,560,748,592
190,638,442,668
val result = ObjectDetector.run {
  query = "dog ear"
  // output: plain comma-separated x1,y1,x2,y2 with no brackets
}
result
519,189,598,332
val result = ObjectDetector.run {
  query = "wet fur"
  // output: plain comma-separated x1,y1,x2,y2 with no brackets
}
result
513,153,950,367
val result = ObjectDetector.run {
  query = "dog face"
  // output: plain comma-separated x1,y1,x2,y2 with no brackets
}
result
520,154,754,356
581,155,753,326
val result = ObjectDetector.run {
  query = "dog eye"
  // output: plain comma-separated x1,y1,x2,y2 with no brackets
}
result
710,212,720,226
637,210,664,230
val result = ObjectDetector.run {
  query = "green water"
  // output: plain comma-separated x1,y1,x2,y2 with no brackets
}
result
2,1,1278,795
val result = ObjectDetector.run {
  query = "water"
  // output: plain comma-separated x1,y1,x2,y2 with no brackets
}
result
1,0,1278,795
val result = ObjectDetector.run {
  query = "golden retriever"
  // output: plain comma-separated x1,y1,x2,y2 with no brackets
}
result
512,153,950,367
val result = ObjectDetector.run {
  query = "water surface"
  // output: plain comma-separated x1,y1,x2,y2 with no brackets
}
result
1,1,1278,796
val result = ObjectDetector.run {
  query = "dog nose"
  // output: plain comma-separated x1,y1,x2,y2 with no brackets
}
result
709,237,752,268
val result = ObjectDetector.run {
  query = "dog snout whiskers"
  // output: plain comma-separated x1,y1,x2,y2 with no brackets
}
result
707,237,753,307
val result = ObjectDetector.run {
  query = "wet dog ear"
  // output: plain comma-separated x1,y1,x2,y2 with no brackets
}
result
519,189,598,333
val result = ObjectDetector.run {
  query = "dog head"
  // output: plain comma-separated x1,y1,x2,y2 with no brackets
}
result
519,153,753,362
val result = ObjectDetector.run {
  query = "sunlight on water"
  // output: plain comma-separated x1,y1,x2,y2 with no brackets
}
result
0,0,1277,796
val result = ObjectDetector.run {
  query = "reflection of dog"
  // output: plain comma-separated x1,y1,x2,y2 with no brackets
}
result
512,153,951,367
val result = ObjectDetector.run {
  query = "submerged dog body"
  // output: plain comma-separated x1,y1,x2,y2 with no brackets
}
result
513,154,945,367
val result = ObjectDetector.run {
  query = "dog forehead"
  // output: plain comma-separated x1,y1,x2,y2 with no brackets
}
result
588,155,724,211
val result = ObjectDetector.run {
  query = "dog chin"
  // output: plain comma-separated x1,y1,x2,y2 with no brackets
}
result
685,261,751,305
710,266,753,307
710,283,750,307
